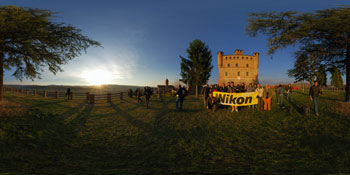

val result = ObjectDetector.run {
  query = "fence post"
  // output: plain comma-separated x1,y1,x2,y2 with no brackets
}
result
120,92,123,100
70,92,73,100
20,89,23,94
56,91,59,99
158,90,162,98
26,90,29,95
34,90,37,96
43,91,47,97
107,93,111,103
86,92,90,101
89,94,95,104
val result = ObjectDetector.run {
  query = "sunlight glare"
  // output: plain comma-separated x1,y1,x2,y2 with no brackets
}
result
81,69,114,85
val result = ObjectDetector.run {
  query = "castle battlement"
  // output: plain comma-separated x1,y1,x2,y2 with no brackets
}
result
218,49,259,85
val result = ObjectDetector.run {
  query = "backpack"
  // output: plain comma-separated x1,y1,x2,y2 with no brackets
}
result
182,89,187,97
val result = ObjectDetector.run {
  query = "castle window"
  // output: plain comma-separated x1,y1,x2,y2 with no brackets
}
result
236,63,238,67
233,56,235,59
226,57,228,60
246,57,248,59
250,57,252,60
238,71,240,76
228,64,230,67
237,56,239,59
230,57,232,59
225,72,228,76
246,72,249,76
246,64,249,68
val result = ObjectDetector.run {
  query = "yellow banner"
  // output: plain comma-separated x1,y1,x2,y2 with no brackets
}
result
213,91,259,106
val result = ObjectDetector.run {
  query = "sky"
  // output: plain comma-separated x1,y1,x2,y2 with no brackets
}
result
1,0,349,86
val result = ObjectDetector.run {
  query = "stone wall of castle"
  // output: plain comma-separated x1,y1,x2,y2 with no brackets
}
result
218,49,259,85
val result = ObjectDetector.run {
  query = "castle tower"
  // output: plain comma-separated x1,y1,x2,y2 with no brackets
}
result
165,78,169,88
218,49,259,85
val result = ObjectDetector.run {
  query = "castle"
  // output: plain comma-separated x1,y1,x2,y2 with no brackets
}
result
218,49,259,85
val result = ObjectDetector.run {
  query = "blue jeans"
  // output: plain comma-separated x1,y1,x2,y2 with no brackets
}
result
313,97,319,114
176,98,183,110
287,92,292,102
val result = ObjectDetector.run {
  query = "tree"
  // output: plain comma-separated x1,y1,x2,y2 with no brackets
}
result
0,6,101,102
246,8,350,102
287,54,310,92
316,65,327,87
331,66,344,89
180,39,213,97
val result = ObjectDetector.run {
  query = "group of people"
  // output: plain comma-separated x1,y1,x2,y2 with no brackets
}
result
125,81,322,115
128,87,153,109
201,82,294,112
127,85,188,110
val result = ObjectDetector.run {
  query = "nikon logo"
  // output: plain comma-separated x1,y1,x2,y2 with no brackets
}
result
217,93,253,105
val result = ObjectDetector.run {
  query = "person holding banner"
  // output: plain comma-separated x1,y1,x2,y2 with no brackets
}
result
256,84,264,110
262,84,275,111
247,83,256,108
228,82,238,112
206,92,219,112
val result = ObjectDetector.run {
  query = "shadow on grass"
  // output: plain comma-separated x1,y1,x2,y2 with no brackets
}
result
110,102,153,133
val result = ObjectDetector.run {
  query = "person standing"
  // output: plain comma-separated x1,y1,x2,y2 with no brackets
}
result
309,81,322,116
128,89,133,98
256,84,264,110
286,84,293,102
144,87,153,109
136,88,142,103
176,85,187,110
276,85,285,105
262,84,275,111
206,92,218,112
66,88,72,100
201,84,210,107
230,82,239,112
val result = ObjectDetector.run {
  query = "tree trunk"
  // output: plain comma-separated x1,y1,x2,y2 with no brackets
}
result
195,84,198,97
302,79,305,92
0,51,3,102
345,46,350,102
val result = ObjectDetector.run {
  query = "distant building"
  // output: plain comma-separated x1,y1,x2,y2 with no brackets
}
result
218,49,259,85
157,78,175,92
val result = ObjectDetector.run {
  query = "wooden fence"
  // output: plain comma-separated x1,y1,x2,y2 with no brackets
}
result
4,87,171,104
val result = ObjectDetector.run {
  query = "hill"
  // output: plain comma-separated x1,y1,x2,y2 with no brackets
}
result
4,84,147,94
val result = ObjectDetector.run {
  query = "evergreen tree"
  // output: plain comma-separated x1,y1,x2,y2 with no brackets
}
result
316,65,327,87
180,40,213,97
288,53,310,91
0,6,101,102
331,66,344,88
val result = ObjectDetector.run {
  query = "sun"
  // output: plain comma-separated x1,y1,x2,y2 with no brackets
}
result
81,69,114,85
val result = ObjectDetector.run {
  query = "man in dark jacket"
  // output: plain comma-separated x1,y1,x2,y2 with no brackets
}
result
201,84,210,107
176,85,187,110
144,87,153,109
309,81,322,116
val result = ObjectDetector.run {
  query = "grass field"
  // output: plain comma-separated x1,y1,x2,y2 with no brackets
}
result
0,90,350,174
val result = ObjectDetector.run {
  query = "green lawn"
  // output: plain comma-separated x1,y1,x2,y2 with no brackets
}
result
0,90,349,174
